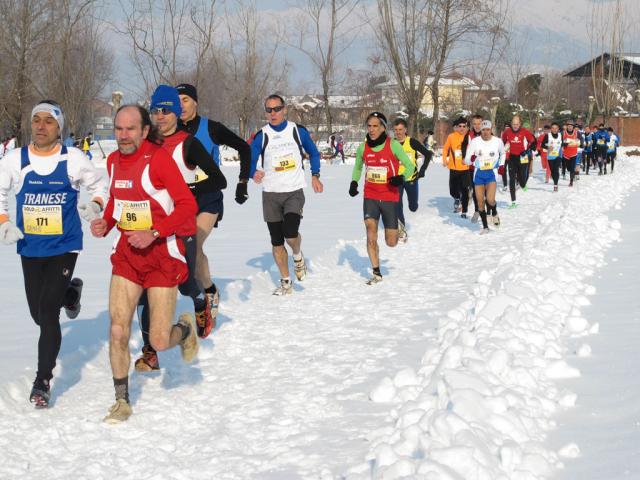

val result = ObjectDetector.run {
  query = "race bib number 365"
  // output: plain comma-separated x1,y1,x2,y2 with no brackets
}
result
114,200,153,231
22,205,63,235
366,166,388,184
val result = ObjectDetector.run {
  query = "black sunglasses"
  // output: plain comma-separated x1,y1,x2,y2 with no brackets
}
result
265,105,285,113
150,107,172,115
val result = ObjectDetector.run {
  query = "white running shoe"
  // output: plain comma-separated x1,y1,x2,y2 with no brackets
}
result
366,273,383,285
492,214,500,226
480,228,490,235
471,211,480,224
398,222,408,243
293,255,307,281
273,278,293,296
178,313,199,363
104,399,132,424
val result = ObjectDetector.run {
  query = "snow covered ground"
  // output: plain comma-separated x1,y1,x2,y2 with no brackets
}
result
0,149,639,479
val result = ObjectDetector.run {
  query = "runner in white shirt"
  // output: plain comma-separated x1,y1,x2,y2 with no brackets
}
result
464,120,505,234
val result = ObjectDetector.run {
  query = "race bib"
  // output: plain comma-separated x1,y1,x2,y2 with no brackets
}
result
114,200,152,231
272,154,297,172
479,158,494,170
194,167,208,183
520,154,529,164
22,205,62,235
366,166,388,184
454,149,463,162
550,146,560,157
597,139,605,145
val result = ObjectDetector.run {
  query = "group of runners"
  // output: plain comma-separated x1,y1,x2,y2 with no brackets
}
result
0,89,619,423
443,113,620,233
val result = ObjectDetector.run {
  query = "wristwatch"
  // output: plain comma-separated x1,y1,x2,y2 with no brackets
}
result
152,229,160,238
312,173,320,178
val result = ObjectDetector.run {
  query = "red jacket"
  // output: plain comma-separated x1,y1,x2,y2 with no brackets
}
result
103,140,197,238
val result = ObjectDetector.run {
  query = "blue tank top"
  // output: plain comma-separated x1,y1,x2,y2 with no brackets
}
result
195,116,221,165
15,146,82,257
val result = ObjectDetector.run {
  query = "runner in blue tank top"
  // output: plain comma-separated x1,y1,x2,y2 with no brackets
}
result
0,100,108,408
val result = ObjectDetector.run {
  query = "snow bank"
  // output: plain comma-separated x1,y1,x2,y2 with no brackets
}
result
345,150,639,479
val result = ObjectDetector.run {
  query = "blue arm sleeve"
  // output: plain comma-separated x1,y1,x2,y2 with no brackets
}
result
249,131,263,178
298,127,321,175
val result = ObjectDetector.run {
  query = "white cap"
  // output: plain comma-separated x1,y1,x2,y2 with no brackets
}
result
31,102,64,132
480,120,492,130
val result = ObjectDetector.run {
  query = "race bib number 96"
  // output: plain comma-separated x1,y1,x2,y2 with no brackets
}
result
22,205,62,235
114,200,153,231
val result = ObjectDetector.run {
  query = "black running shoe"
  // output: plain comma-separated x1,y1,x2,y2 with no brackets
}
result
64,278,83,319
30,378,50,409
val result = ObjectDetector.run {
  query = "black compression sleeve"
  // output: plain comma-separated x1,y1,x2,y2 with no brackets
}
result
410,137,430,158
208,120,252,181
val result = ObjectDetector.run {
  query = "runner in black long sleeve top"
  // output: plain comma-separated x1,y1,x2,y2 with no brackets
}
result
181,116,252,182
179,132,227,194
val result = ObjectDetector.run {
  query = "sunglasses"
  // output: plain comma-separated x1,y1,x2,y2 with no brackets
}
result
456,124,468,128
150,107,172,115
265,105,285,113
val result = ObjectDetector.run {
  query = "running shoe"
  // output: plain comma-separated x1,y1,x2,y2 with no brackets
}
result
492,215,501,226
471,211,480,223
553,185,558,192
294,254,307,281
29,378,50,409
178,313,199,363
501,186,508,193
64,278,83,319
366,273,383,285
104,399,132,424
523,185,528,192
273,278,293,296
195,292,217,339
134,345,160,372
453,199,460,213
507,202,517,210
398,222,408,243
480,228,490,235
460,213,467,219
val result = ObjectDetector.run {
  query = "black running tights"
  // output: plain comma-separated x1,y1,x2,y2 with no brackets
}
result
21,253,78,381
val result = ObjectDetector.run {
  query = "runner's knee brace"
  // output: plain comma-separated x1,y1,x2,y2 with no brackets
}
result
283,213,301,240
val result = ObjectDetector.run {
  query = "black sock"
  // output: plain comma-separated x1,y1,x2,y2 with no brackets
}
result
204,284,217,295
488,203,497,216
113,376,129,403
479,210,488,229
373,266,381,277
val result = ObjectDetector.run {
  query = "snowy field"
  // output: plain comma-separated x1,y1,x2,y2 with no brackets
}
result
0,147,639,479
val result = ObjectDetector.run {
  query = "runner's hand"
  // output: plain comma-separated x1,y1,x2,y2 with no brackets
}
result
498,165,505,176
253,170,265,184
0,221,23,245
124,230,155,250
389,175,404,186
235,182,248,204
312,176,323,193
349,180,359,197
90,218,108,237
78,202,102,222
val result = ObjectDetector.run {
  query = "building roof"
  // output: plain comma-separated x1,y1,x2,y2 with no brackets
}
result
564,52,640,79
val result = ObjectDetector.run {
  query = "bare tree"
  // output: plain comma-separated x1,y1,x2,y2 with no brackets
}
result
588,0,630,124
374,0,438,135
206,0,288,137
288,0,361,135
0,0,52,141
115,0,217,96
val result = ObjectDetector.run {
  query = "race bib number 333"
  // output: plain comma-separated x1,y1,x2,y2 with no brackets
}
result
22,205,63,235
114,200,153,231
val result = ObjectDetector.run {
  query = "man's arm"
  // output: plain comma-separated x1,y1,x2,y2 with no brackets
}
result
209,120,252,180
249,131,263,179
297,126,321,175
351,143,365,182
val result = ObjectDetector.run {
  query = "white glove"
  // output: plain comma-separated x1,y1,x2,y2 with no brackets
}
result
78,202,102,222
0,221,24,245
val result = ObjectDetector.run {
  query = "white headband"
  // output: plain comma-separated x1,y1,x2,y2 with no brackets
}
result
31,102,64,133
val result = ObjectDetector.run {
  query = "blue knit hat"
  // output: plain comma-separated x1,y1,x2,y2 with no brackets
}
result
150,85,182,117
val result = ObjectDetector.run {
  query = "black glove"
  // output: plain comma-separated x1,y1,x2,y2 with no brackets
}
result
417,167,426,178
389,175,404,186
235,182,248,205
349,180,359,197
